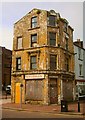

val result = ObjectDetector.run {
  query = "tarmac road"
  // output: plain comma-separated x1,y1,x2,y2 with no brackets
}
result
2,108,84,119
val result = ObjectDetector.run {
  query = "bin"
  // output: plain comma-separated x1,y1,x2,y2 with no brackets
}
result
61,100,68,112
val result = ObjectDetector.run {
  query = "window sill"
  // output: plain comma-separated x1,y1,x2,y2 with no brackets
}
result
79,76,84,78
47,25,58,28
78,58,83,61
28,27,40,31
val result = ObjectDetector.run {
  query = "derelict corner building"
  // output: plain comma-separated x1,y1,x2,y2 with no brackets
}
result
11,8,75,105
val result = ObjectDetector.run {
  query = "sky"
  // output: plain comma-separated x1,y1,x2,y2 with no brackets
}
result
0,1,84,50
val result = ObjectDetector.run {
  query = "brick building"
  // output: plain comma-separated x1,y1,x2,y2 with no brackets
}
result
11,8,75,105
0,46,12,89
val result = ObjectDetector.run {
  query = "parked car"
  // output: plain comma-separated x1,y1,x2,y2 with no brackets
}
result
5,85,11,94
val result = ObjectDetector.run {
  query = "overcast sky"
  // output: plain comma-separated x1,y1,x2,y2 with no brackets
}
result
1,1,83,50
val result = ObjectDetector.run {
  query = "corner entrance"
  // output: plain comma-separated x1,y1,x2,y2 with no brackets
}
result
50,79,58,104
15,83,21,103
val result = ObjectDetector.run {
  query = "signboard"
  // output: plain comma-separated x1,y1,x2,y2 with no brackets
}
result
25,74,44,79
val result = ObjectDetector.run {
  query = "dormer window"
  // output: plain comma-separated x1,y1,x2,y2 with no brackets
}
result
31,16,37,28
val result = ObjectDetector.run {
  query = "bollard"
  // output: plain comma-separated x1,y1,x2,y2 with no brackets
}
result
78,100,80,112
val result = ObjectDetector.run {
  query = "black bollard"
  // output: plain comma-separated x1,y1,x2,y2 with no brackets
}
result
78,100,80,112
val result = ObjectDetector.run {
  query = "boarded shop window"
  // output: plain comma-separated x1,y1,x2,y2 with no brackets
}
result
49,32,56,46
16,57,21,70
30,56,37,70
48,15,56,26
26,80,43,100
31,17,37,28
17,37,22,49
31,34,37,47
50,55,56,70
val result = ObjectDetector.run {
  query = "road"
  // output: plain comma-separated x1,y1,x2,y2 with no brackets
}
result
2,109,84,119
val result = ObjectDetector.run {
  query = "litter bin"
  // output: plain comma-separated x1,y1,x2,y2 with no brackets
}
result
61,100,68,112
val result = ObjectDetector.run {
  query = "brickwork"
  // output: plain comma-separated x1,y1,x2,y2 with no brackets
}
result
12,8,75,105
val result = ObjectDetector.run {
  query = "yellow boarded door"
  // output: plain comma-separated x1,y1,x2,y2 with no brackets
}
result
15,83,20,103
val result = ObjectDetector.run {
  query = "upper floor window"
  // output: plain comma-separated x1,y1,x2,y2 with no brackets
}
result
31,17,37,28
79,64,82,76
49,32,56,46
16,57,21,70
78,48,81,59
48,15,56,26
50,55,56,70
17,37,22,49
65,37,68,50
65,58,69,71
31,34,37,47
30,56,37,70
64,23,68,32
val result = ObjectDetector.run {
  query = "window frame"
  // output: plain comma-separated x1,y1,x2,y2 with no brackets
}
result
30,56,37,70
17,37,23,49
48,15,56,26
16,57,21,70
50,55,57,70
31,16,37,28
31,34,37,47
49,32,56,46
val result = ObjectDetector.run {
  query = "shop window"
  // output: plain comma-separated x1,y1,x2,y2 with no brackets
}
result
50,55,56,70
31,34,37,47
49,32,56,46
16,57,21,70
31,16,37,28
30,56,37,70
17,37,22,49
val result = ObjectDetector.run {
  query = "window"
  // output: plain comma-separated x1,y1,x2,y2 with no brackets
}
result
49,32,56,46
31,17,37,28
64,23,68,32
79,64,82,76
16,57,21,70
65,37,68,50
48,15,56,26
65,58,69,71
31,34,37,47
30,56,37,70
50,55,56,70
78,48,81,59
17,37,22,49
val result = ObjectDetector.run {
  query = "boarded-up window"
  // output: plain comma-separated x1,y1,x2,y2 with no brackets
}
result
17,37,22,49
48,15,56,26
49,32,56,46
50,55,56,70
26,80,43,100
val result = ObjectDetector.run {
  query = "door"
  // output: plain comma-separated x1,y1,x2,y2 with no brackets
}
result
50,79,58,104
15,83,20,103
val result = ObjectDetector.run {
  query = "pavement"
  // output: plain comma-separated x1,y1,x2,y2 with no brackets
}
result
2,99,85,116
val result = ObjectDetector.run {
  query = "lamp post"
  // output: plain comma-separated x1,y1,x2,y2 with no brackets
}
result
78,85,80,112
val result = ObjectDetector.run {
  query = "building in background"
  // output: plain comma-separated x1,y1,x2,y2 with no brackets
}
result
74,39,85,99
12,8,75,105
0,46,12,90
